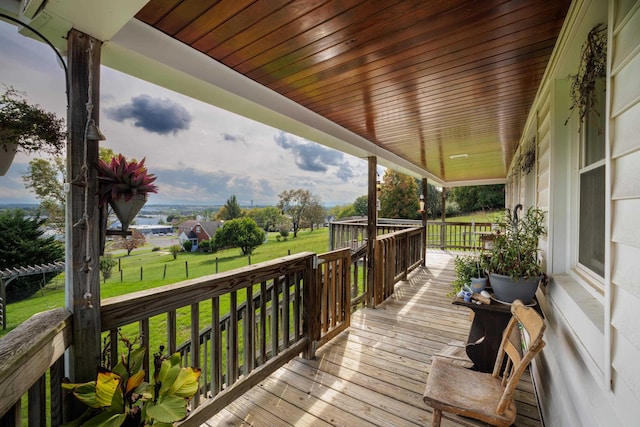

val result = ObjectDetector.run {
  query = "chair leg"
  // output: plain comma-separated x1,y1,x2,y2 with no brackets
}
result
432,409,442,427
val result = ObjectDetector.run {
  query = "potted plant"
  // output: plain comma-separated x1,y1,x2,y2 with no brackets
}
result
63,335,201,426
487,206,547,303
0,87,66,175
97,154,158,231
452,253,488,295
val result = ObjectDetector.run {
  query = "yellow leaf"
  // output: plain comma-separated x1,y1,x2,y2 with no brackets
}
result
126,370,146,394
95,372,121,407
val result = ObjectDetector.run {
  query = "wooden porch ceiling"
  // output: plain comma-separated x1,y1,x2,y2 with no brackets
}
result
135,0,571,185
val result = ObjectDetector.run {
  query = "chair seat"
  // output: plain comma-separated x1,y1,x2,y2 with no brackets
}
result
424,357,516,427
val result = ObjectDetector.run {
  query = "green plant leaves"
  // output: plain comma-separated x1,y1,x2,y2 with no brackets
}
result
145,395,188,423
80,411,127,427
169,367,201,398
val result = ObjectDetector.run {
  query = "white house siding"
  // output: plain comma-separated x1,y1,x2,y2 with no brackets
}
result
610,0,640,422
508,1,640,426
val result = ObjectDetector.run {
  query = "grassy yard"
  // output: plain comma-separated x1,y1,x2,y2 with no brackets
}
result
1,228,330,339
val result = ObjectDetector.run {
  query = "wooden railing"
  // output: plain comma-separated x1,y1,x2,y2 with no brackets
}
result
330,217,494,252
0,236,416,425
426,221,493,250
328,218,422,251
373,227,423,305
100,252,316,425
0,308,72,425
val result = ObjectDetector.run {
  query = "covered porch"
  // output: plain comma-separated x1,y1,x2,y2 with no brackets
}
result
204,251,542,427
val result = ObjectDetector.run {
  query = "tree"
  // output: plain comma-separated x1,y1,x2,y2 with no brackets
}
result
303,196,325,230
422,182,443,219
329,204,355,219
247,206,283,232
22,157,65,231
278,189,312,238
218,195,243,220
449,184,505,213
352,195,368,216
379,170,420,219
213,217,264,255
0,209,64,302
112,230,146,256
22,147,116,231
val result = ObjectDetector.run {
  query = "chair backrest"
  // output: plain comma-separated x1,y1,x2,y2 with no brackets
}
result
492,299,546,414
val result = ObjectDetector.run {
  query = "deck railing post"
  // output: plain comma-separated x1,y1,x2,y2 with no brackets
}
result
421,178,428,266
65,29,103,409
303,255,319,359
366,156,377,307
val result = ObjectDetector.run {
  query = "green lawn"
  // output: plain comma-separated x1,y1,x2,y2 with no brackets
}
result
1,228,330,339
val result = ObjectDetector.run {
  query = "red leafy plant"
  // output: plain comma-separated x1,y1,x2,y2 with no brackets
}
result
97,154,158,207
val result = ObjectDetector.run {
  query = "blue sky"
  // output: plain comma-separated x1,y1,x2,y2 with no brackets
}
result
0,20,370,207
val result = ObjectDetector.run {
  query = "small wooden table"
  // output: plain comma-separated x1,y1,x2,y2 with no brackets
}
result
453,297,513,373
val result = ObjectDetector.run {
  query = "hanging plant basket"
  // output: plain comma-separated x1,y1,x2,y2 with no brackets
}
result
566,23,607,124
97,153,158,232
110,193,147,231
0,143,18,176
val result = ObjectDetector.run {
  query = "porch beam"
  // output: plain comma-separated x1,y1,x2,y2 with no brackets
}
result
367,156,377,307
421,178,428,267
65,29,102,385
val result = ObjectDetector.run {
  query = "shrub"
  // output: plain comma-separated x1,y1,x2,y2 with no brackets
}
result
99,254,118,281
169,244,181,260
151,246,160,252
0,209,64,302
182,240,193,252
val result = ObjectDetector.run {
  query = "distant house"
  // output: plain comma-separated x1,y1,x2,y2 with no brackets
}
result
177,220,223,250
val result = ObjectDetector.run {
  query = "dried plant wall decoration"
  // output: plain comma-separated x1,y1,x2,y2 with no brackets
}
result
566,23,607,125
518,136,537,175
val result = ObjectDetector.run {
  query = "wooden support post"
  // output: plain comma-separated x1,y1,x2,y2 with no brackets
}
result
421,178,428,266
440,188,447,249
65,30,102,389
367,156,377,307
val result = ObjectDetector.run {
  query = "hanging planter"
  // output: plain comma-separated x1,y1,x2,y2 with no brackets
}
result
566,23,607,125
0,143,18,176
1,87,66,175
97,154,158,231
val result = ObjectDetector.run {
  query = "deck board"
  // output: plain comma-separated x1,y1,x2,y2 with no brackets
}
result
204,251,542,426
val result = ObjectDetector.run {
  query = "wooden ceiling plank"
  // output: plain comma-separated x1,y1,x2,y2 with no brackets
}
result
174,1,255,44
190,0,292,53
135,0,183,25
275,11,563,100
260,1,560,92
308,60,548,119
154,0,218,36
242,0,466,81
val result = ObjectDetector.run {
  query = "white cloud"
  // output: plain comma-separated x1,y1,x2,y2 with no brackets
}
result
0,21,368,207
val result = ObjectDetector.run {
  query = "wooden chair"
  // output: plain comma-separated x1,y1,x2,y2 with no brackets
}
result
423,300,545,427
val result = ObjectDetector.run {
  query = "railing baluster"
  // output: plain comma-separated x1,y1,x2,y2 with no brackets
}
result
259,282,267,364
211,296,221,396
229,291,238,384
50,358,65,427
294,271,301,341
282,274,290,348
270,279,278,357
190,303,200,406
167,309,177,354
244,286,254,375
27,375,45,426
139,319,150,381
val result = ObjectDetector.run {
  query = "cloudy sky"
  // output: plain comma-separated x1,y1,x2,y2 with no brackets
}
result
0,20,371,207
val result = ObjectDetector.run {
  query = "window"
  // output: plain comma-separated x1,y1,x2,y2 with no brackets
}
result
196,226,201,233
577,79,605,280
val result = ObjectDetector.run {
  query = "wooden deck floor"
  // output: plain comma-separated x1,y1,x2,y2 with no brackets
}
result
203,251,542,427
